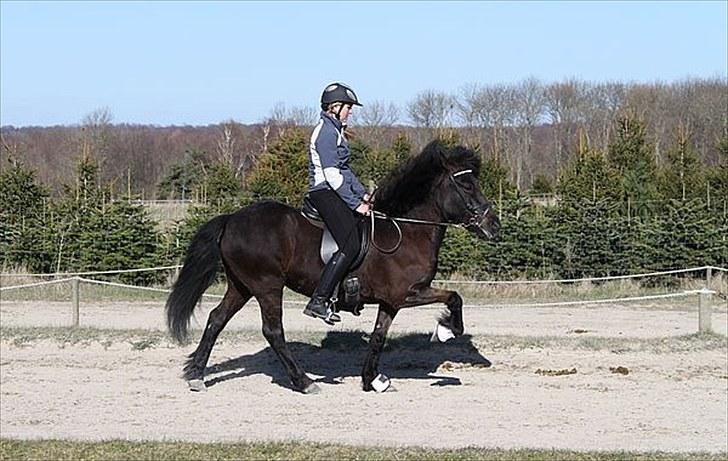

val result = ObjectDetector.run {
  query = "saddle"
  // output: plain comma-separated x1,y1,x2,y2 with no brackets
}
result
301,194,371,315
300,195,370,270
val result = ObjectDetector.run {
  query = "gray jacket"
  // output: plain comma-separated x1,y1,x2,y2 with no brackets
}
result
308,111,367,210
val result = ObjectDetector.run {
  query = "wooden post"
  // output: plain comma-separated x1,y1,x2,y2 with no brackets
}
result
706,266,712,289
71,277,80,328
698,289,712,334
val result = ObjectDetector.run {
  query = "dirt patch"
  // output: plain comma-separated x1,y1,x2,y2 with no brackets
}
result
0,301,727,453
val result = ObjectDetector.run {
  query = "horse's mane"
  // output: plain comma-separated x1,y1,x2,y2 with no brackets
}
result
374,140,481,216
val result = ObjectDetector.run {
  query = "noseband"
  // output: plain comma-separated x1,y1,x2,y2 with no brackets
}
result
448,169,493,237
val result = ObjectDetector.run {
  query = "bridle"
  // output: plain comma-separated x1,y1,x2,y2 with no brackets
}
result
368,168,494,253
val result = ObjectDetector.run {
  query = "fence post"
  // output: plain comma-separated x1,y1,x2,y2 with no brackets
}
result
698,289,712,334
706,266,712,289
71,277,80,328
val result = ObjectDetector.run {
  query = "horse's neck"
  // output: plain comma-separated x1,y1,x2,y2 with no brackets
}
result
401,202,447,246
403,200,444,223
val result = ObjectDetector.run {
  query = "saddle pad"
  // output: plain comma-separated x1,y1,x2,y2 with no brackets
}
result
319,219,370,268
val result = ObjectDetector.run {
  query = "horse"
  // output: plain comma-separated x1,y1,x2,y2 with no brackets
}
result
165,140,501,394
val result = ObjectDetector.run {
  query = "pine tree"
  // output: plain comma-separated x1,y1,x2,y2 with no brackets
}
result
707,135,728,213
657,126,706,203
0,156,52,271
247,128,308,207
636,199,723,270
157,149,207,200
607,113,658,218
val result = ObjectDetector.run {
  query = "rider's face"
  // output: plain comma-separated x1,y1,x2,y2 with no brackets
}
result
337,104,353,122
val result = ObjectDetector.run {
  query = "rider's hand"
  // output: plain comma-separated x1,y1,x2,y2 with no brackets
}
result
355,202,371,216
363,193,372,203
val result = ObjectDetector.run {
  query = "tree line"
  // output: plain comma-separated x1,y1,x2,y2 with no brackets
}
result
1,77,726,199
2,105,726,281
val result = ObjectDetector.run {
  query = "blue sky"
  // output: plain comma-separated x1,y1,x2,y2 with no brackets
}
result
1,1,726,127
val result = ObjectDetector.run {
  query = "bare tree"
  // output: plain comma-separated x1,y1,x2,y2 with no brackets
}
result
512,77,546,190
407,90,454,132
544,78,591,170
352,100,400,148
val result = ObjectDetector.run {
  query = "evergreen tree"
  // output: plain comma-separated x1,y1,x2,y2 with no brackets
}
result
0,156,52,271
557,146,621,205
391,132,412,164
247,128,308,207
636,199,723,270
607,114,658,218
657,127,706,203
49,155,163,282
551,199,628,277
157,149,207,200
707,135,728,213
529,174,554,195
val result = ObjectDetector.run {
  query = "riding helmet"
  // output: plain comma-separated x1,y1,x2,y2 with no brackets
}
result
321,82,362,108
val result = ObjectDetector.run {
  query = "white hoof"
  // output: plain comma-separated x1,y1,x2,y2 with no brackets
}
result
371,373,391,393
430,323,455,343
303,382,321,394
188,379,206,392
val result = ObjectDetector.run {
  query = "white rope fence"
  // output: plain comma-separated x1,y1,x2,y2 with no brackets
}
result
2,265,182,277
433,266,720,285
2,265,725,283
1,265,723,332
0,277,77,291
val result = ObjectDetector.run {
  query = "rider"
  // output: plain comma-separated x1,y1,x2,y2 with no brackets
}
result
303,82,371,324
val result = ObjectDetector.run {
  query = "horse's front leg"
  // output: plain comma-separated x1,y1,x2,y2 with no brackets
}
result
361,303,398,392
403,286,464,338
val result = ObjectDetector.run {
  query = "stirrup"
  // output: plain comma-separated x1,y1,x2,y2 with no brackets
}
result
303,297,341,325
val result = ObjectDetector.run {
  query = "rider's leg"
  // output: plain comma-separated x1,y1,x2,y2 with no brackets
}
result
304,189,361,323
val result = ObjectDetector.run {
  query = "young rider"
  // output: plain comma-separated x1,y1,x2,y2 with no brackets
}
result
303,82,371,324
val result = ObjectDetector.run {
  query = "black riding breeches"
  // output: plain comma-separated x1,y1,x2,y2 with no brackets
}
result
308,188,361,267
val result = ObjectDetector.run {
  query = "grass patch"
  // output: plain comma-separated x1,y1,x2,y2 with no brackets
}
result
1,439,724,461
1,326,726,355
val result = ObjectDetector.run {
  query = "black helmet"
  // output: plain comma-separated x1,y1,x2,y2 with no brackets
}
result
320,82,362,108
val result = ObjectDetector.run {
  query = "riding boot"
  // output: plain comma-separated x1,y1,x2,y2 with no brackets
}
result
303,251,350,324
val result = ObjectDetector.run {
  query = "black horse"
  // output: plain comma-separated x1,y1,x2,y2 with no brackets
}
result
166,140,500,393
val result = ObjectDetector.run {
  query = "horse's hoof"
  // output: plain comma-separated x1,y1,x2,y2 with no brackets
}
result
302,382,321,394
371,373,391,393
430,323,455,343
188,379,207,392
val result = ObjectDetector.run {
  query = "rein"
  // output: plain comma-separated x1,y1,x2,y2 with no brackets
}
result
368,168,489,253
367,210,462,254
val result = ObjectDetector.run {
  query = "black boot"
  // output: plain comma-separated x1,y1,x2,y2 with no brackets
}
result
303,251,349,325
303,295,340,325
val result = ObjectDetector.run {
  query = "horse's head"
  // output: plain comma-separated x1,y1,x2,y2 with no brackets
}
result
375,140,501,239
432,144,500,240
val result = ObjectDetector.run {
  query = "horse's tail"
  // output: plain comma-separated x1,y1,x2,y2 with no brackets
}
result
166,214,229,344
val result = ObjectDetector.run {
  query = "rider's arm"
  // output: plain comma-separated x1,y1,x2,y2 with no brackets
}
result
314,126,364,210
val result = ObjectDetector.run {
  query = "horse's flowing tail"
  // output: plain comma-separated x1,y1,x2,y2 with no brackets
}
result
166,214,229,344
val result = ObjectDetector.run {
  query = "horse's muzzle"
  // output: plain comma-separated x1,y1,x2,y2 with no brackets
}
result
470,206,500,239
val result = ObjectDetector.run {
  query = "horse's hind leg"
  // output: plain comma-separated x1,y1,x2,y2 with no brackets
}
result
184,285,251,390
257,289,318,394
361,303,398,392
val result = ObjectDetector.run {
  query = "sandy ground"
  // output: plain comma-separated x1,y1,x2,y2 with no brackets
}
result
1,300,727,453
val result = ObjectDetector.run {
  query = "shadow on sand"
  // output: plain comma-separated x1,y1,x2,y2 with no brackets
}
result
203,331,491,391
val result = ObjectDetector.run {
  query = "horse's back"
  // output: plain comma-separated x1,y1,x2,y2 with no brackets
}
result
219,200,321,292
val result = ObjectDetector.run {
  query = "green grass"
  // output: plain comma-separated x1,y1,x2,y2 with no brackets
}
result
1,326,725,355
0,439,724,461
